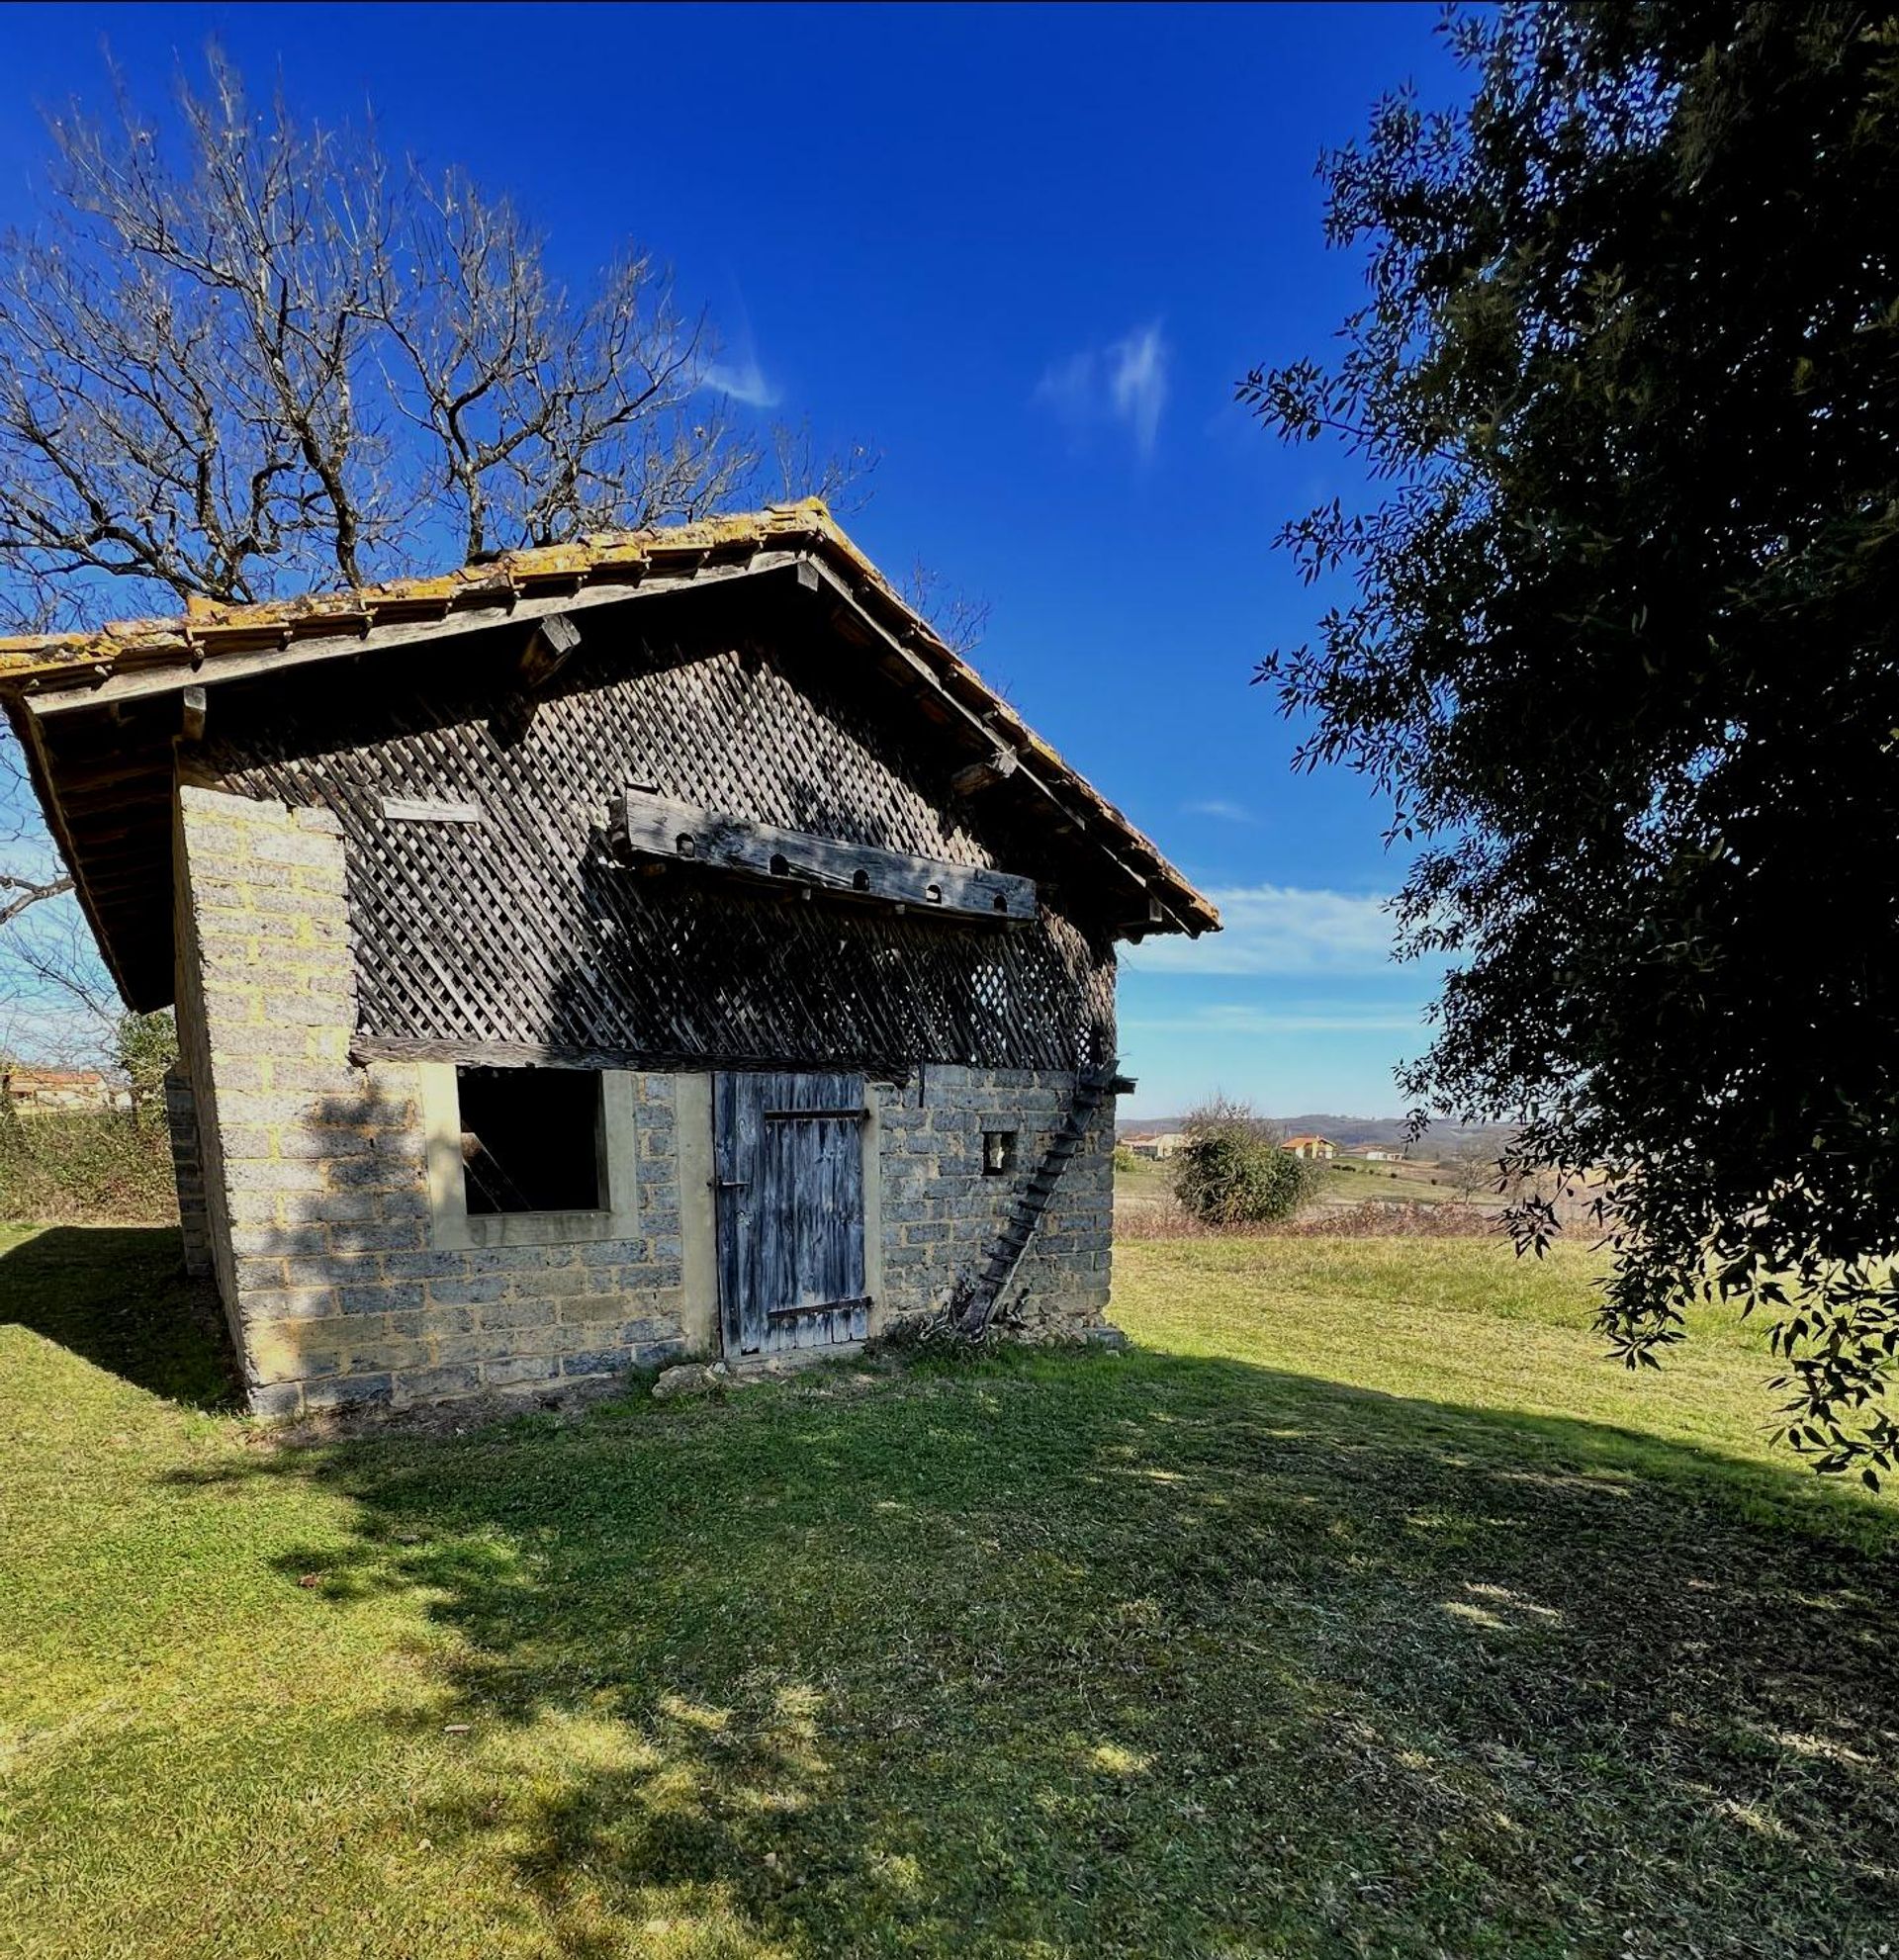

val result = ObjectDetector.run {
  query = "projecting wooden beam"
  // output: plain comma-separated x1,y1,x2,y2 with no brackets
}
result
519,611,582,690
612,788,1037,924
950,746,1018,796
181,685,207,744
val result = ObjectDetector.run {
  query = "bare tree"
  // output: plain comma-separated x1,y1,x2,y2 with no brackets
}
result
1443,1142,1500,1205
898,557,992,658
0,47,871,1058
0,735,114,1065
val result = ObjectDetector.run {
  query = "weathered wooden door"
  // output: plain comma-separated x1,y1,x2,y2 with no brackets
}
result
714,1071,870,1356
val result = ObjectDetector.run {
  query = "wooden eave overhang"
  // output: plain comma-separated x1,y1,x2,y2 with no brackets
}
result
0,500,1219,1011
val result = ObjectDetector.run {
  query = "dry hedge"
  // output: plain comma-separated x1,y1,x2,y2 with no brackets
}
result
1117,1198,1500,1241
0,1110,177,1224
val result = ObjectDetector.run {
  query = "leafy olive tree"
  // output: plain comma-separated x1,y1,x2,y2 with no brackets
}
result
1245,4,1899,1478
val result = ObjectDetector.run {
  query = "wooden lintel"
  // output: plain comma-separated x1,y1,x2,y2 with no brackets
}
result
611,787,1038,925
950,746,1018,797
181,685,207,744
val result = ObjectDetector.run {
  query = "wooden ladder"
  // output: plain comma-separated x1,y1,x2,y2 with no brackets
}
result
960,1066,1126,1335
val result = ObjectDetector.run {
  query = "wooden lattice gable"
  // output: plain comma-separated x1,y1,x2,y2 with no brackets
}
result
212,608,1124,1076
0,502,1218,1012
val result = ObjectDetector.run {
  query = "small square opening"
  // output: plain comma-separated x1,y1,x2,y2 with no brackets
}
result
457,1065,603,1214
982,1129,1018,1177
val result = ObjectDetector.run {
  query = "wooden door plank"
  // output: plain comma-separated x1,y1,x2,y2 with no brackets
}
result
718,1068,869,1360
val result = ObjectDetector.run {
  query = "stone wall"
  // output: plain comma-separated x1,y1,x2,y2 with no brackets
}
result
175,785,690,1418
160,1065,212,1278
872,1065,1115,1339
174,785,1119,1415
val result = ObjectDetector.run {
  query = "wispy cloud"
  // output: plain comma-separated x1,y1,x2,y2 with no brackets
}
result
1121,1003,1424,1037
1184,798,1256,824
1107,324,1168,458
1034,321,1170,461
702,354,782,409
1124,883,1397,976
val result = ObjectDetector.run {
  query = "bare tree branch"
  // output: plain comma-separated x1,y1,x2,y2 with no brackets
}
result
0,871,74,928
898,557,992,658
0,45,878,1057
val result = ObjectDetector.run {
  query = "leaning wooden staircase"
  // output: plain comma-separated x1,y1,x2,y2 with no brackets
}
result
957,1066,1130,1336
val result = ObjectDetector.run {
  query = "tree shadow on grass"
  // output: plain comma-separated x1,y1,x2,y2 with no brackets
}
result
0,1223,235,1409
185,1347,1899,1959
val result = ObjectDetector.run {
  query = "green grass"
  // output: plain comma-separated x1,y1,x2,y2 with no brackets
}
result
3,1225,1895,1958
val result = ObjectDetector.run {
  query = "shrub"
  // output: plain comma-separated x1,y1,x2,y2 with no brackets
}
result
1112,1143,1139,1174
1117,1198,1499,1241
0,1107,177,1224
116,1011,180,1118
1172,1097,1317,1227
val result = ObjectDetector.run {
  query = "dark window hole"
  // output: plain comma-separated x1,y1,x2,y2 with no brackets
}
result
457,1065,604,1214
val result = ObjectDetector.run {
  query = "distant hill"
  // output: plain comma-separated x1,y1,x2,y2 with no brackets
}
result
1117,1113,1517,1155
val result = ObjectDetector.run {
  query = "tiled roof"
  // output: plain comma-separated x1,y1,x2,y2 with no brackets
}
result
0,500,1217,935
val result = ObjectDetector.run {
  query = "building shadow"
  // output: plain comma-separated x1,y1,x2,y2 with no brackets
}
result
0,1223,236,1409
170,1342,1899,1957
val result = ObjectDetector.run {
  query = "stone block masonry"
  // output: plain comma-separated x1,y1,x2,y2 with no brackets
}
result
162,1065,212,1279
170,785,1119,1414
871,1064,1115,1340
173,784,690,1418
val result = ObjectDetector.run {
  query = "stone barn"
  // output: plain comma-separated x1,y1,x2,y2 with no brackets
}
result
0,502,1218,1414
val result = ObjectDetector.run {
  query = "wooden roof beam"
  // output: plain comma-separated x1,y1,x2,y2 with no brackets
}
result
519,611,582,692
22,549,809,717
950,745,1019,796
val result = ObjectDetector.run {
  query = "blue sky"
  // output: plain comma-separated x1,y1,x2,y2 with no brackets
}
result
0,2,1467,1115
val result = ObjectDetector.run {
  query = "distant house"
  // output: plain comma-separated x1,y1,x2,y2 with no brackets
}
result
1125,1131,1187,1161
1283,1134,1337,1161
1360,1147,1402,1163
2,1066,129,1114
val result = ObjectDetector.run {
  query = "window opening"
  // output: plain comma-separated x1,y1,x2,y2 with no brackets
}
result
457,1066,604,1214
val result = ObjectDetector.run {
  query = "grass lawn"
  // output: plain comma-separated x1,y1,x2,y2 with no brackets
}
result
2,1226,1895,1958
